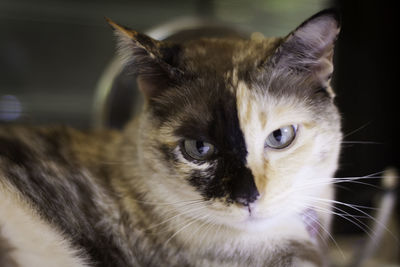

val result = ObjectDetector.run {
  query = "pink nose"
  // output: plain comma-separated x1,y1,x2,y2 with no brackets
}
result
235,192,260,207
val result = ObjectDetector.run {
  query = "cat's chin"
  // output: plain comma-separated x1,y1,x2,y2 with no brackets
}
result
216,211,287,232
221,208,322,243
239,216,273,231
216,205,309,233
220,216,287,234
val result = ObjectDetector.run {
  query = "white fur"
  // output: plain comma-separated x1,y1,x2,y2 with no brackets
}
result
0,180,89,267
235,80,340,236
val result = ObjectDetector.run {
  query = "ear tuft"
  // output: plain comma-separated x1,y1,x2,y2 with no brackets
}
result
105,17,135,39
105,17,163,67
105,18,182,100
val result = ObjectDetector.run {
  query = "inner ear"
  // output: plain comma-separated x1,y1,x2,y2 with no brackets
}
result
268,9,341,85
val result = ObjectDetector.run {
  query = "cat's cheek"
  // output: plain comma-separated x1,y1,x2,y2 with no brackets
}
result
207,201,248,220
251,146,326,219
262,143,314,191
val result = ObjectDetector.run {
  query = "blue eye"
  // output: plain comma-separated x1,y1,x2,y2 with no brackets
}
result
182,140,215,160
265,125,297,149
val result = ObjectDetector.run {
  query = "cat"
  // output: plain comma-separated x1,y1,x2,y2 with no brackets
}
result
0,9,342,267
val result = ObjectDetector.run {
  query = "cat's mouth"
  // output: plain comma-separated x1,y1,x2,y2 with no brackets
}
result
236,204,277,226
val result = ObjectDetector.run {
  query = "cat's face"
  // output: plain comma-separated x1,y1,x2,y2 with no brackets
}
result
112,10,342,230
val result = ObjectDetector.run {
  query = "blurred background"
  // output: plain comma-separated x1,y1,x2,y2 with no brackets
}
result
0,0,399,265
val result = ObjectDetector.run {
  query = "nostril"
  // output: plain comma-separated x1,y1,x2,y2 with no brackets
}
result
236,197,250,206
250,191,260,202
235,191,260,206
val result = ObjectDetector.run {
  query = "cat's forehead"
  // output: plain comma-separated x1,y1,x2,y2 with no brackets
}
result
176,37,325,101
152,61,323,131
178,37,282,77
152,35,333,135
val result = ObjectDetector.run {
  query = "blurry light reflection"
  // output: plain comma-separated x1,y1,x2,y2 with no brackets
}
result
0,95,22,121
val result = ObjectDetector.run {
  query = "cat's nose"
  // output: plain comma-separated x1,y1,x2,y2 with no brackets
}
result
230,165,260,206
234,191,260,206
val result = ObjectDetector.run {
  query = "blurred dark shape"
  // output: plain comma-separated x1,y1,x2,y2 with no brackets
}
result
333,0,400,236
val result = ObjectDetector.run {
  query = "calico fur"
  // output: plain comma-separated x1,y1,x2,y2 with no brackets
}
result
1,9,341,266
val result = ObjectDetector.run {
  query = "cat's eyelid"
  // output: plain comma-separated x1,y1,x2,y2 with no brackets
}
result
178,139,218,163
178,137,214,146
268,123,299,134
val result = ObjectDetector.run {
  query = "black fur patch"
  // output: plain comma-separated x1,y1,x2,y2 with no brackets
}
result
156,78,259,205
204,94,259,204
0,137,31,165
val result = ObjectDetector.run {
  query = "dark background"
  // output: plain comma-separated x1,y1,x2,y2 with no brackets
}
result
0,0,398,237
334,0,399,234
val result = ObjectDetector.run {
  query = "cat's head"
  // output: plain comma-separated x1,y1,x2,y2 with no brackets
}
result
110,9,342,231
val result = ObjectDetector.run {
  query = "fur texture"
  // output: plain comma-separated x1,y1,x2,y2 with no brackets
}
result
0,9,341,267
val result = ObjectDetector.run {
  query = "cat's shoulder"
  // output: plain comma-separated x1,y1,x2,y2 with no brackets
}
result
0,172,90,267
0,125,121,266
0,124,119,170
0,125,99,267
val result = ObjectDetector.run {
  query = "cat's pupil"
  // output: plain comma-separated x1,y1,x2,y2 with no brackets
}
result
273,130,282,142
196,141,209,155
265,125,297,149
182,139,215,161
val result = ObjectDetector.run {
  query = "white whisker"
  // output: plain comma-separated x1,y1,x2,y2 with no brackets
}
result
305,197,376,211
332,179,383,189
182,214,211,247
301,211,329,246
341,141,382,145
291,171,391,193
306,196,398,241
311,205,373,239
165,214,209,245
132,198,204,206
343,122,371,138
301,208,345,260
196,217,215,247
146,204,208,231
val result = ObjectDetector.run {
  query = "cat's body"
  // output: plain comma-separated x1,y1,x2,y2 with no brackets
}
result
0,10,341,267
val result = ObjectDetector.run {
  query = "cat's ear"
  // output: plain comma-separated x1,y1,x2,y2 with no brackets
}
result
269,9,340,86
106,18,182,99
